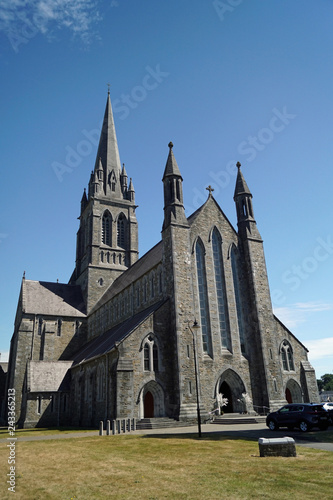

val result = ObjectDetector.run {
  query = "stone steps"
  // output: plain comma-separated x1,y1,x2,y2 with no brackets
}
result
136,418,194,430
212,414,267,425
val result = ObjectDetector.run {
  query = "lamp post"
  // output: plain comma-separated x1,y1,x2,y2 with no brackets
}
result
188,320,201,438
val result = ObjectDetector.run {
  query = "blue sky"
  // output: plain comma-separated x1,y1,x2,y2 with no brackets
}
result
0,0,332,378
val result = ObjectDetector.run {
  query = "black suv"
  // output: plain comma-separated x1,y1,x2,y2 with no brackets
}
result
266,403,329,432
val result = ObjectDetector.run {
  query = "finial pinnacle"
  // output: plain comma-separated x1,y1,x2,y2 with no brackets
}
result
206,185,214,196
168,141,173,150
23,270,26,280
236,161,241,169
107,83,110,95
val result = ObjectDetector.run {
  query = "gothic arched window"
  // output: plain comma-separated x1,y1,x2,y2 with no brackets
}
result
212,229,231,350
280,340,295,371
195,239,212,355
231,246,245,354
102,211,112,246
143,335,158,372
117,213,126,248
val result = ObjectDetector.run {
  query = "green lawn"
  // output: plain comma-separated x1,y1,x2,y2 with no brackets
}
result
1,431,333,499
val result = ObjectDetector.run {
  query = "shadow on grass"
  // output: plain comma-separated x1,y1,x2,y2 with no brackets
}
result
0,426,96,436
141,427,333,444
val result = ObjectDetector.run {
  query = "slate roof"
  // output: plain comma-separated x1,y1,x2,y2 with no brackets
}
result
22,280,86,317
72,300,166,366
91,241,163,313
28,360,73,392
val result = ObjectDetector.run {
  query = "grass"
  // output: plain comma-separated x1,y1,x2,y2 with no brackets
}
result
1,431,333,499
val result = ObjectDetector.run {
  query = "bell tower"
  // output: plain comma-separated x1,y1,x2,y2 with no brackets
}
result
234,162,285,411
69,91,138,312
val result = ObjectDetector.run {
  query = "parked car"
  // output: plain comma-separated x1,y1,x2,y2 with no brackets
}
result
266,403,329,432
321,402,333,424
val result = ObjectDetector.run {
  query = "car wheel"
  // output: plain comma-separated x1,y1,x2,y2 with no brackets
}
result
268,420,278,431
299,420,309,432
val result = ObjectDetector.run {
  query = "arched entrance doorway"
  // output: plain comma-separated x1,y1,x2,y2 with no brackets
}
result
285,379,302,403
216,369,249,414
138,381,165,420
144,391,154,418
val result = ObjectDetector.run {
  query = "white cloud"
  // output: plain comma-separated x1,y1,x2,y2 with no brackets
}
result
0,0,102,47
306,337,333,361
294,302,333,312
274,301,333,329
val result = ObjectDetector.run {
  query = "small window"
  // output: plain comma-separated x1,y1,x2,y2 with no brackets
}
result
37,318,43,335
117,213,126,248
37,396,42,414
57,319,62,337
102,211,112,246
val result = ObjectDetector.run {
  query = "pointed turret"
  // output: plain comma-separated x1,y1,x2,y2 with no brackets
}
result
233,162,261,240
121,163,128,195
163,142,182,180
128,177,135,202
80,188,88,214
162,142,188,229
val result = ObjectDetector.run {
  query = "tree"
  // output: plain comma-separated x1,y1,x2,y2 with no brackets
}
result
317,373,333,392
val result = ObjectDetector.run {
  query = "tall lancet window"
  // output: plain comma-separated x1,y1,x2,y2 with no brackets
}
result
117,213,126,248
195,239,212,356
212,229,231,350
102,211,112,246
231,246,245,354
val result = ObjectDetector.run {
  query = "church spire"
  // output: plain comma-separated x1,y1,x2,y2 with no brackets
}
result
93,92,122,195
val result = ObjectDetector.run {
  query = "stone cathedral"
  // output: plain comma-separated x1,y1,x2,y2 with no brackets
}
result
5,93,319,428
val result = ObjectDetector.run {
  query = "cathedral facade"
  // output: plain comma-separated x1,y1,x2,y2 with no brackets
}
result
5,93,319,428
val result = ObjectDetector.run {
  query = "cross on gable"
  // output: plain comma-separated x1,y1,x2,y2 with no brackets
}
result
206,185,214,195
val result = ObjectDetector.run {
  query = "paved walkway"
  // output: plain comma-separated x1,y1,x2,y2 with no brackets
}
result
2,423,333,451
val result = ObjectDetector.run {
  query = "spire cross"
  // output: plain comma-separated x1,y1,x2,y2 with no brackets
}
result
206,185,214,195
236,161,241,169
107,83,110,94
